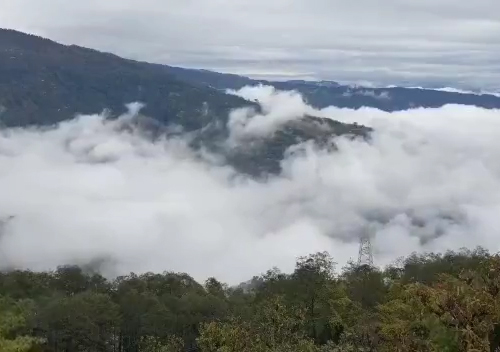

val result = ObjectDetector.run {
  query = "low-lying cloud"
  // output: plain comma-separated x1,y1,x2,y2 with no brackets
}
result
1,86,500,284
226,85,313,141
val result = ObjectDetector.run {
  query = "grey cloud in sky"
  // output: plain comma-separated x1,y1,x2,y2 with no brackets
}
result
1,0,500,89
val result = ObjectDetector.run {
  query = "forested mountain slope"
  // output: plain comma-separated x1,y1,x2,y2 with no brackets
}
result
0,29,251,130
0,29,370,176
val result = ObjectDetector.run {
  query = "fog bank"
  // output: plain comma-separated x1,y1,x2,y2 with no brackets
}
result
1,86,499,284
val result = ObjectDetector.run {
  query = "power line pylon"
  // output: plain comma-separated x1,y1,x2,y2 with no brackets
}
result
357,234,374,267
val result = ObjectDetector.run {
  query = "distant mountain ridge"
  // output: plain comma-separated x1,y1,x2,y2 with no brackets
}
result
161,66,500,111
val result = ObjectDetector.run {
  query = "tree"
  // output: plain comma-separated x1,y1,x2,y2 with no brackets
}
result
342,261,387,311
198,295,317,352
205,278,227,298
37,291,119,352
140,335,184,352
417,256,500,351
0,296,44,352
291,252,338,344
117,289,172,352
1,249,500,352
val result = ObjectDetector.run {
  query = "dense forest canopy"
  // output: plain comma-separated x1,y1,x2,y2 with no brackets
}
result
1,247,499,352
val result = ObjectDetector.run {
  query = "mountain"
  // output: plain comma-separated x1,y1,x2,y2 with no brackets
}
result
163,66,500,111
0,29,369,177
0,29,253,131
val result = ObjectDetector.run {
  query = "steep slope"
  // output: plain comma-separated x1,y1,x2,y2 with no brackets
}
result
0,29,253,130
0,29,370,177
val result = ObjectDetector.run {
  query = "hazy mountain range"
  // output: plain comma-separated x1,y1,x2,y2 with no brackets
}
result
2,28,500,176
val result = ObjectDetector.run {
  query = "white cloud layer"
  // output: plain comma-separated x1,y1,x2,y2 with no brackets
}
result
1,0,500,90
226,85,314,142
1,86,500,284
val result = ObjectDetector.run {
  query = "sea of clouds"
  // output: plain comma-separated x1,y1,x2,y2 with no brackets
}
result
1,85,500,284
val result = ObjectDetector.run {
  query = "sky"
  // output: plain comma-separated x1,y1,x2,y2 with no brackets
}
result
1,0,500,90
1,86,500,284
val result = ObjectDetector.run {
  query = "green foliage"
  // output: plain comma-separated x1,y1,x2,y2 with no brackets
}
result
0,296,44,351
140,335,184,352
0,248,499,351
37,291,119,351
197,295,317,352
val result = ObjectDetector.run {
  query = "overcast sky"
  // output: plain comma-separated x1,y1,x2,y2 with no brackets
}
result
1,1,500,90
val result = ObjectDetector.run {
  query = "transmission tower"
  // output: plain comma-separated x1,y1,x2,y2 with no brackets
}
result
357,234,374,267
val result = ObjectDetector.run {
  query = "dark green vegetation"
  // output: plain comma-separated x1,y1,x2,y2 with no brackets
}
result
0,28,371,177
0,29,252,130
1,247,500,351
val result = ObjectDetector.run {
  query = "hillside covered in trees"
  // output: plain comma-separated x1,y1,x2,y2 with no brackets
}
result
0,29,254,130
0,28,371,177
1,247,499,352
